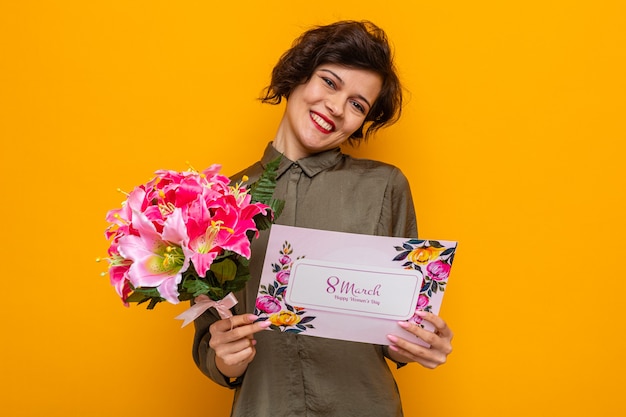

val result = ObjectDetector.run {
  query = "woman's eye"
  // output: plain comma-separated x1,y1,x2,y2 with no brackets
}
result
322,77,336,89
351,101,366,114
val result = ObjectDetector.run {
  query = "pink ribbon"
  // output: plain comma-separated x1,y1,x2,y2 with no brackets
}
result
175,292,239,327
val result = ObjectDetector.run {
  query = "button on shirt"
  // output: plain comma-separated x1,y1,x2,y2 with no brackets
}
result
192,143,418,417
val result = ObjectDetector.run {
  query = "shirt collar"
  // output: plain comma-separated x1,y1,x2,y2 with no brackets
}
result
260,143,343,178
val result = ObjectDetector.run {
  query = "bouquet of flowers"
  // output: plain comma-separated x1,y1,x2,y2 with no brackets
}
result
99,159,282,325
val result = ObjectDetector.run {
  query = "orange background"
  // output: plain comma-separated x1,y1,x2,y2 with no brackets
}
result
1,1,625,416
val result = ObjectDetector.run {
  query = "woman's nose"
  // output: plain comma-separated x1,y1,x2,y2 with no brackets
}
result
325,96,344,117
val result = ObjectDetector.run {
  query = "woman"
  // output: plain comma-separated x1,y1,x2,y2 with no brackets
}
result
192,20,453,416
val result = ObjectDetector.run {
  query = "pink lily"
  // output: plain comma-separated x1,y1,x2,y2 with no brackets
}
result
106,243,133,305
117,208,190,304
185,195,267,277
104,186,146,240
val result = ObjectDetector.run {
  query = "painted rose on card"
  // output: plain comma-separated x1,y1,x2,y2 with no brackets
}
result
393,239,456,326
275,270,290,285
269,311,301,326
254,241,316,334
427,260,451,281
256,295,282,314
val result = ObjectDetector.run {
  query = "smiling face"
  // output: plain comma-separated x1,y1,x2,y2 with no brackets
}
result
273,64,383,161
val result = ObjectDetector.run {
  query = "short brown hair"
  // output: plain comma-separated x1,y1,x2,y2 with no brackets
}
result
261,20,403,142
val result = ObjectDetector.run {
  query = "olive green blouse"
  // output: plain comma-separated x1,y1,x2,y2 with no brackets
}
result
192,143,418,417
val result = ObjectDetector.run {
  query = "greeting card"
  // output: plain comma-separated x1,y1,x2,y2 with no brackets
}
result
254,225,457,346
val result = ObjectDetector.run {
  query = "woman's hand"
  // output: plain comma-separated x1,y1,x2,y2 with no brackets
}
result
386,310,453,369
209,314,271,378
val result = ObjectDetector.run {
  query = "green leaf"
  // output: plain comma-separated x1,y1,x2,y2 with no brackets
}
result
249,156,284,231
254,214,269,231
270,199,285,219
249,156,281,206
213,250,235,262
125,287,164,308
440,248,455,257
124,292,148,304
428,240,444,248
177,291,194,302
131,287,161,298
211,258,237,284
393,251,409,261
183,278,211,297
238,256,250,267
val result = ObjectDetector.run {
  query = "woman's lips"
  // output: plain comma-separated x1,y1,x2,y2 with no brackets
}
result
310,112,334,133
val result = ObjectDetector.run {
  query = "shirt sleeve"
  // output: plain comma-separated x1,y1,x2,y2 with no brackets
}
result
191,306,242,388
190,157,271,389
378,166,418,368
377,166,418,239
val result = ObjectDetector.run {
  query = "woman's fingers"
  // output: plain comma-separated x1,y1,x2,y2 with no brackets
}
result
418,311,454,342
213,314,260,333
217,336,258,367
386,311,453,369
209,314,271,359
211,315,270,340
